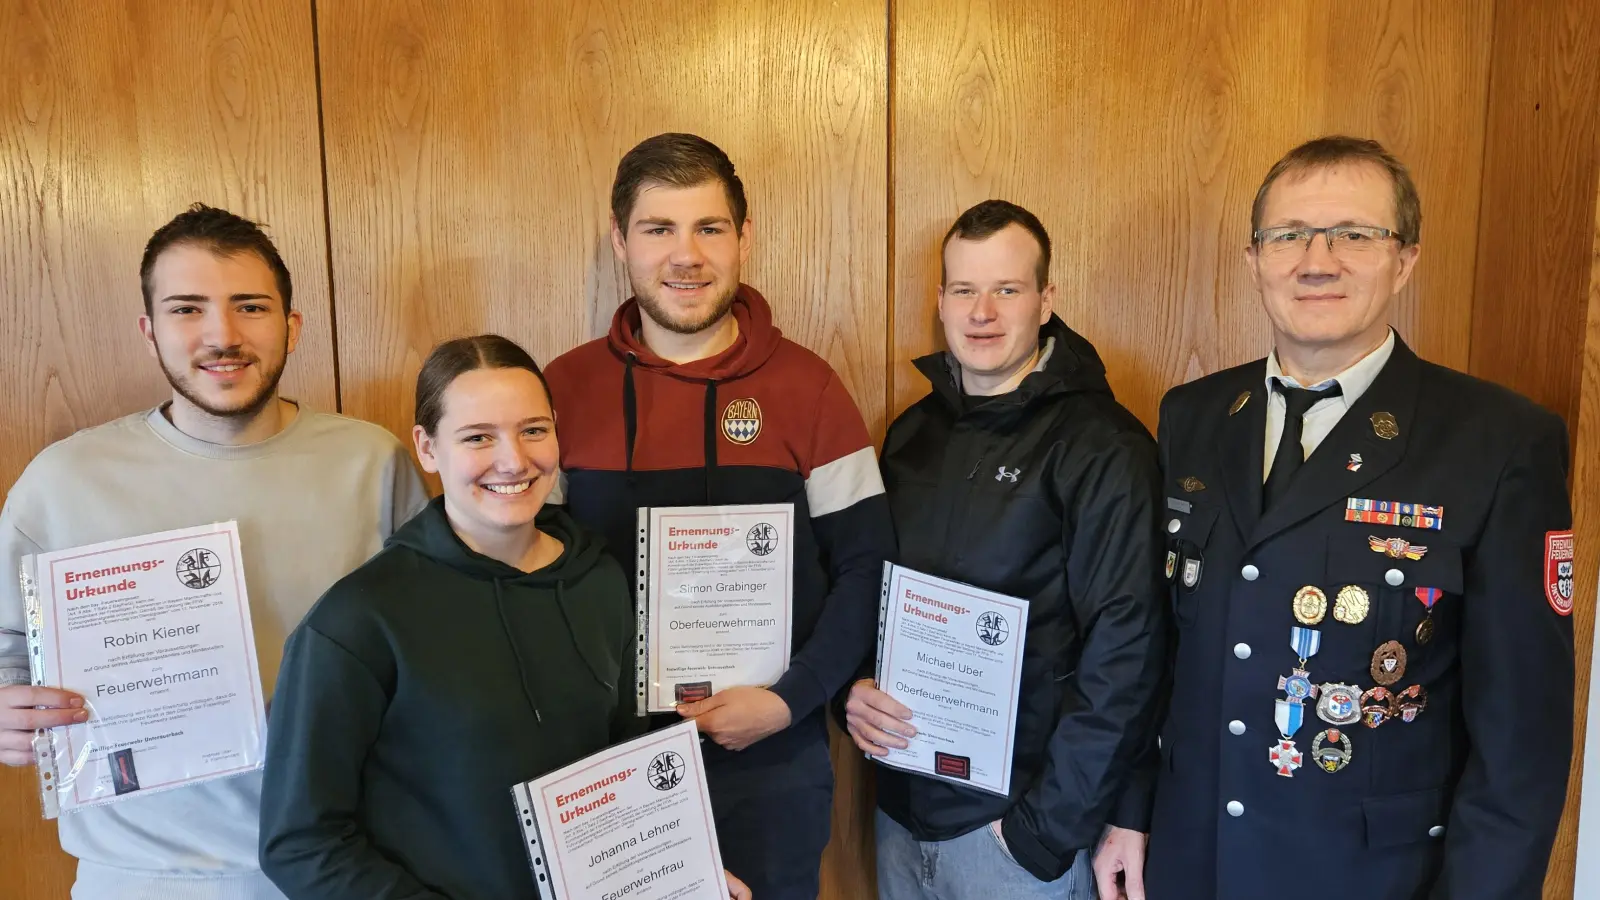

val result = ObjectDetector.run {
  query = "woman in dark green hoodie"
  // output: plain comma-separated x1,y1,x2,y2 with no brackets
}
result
258,335,750,900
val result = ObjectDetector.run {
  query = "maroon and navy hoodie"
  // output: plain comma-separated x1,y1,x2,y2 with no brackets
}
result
545,285,894,772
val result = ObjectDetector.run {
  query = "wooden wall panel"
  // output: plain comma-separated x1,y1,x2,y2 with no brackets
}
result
891,0,1495,425
0,1,332,896
314,3,887,897
1470,0,1600,430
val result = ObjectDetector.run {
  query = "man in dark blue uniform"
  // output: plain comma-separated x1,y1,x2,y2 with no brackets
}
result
1101,135,1577,900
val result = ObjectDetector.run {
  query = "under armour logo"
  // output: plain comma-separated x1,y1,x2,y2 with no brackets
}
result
996,467,1021,483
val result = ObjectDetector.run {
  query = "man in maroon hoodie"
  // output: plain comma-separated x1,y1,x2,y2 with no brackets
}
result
545,133,895,899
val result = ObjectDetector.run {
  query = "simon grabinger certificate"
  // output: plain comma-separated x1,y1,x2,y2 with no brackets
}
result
513,719,727,900
636,505,793,714
874,563,1028,796
22,522,265,817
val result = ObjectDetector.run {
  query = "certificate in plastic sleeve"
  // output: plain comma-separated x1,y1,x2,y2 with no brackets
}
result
635,505,793,714
21,522,266,818
512,719,728,900
873,563,1028,796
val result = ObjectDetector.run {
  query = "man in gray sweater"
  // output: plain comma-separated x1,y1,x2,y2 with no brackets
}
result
0,204,428,900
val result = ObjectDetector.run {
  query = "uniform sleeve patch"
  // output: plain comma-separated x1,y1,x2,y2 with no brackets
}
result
1546,530,1576,616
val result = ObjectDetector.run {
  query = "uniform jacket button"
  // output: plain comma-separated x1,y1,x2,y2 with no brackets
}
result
1168,518,1182,534
1385,568,1404,586
1428,825,1445,838
1228,720,1246,735
1241,564,1260,581
1233,643,1251,660
1227,801,1244,817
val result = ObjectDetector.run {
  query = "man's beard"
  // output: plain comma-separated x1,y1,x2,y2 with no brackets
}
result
634,275,740,336
157,346,287,421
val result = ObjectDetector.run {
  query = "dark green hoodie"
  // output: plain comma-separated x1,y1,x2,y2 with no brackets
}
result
259,498,637,900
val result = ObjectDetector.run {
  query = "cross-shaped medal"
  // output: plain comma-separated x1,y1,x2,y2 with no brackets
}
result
1269,739,1303,777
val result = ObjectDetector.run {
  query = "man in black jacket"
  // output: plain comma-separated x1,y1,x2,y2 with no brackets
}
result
845,200,1168,899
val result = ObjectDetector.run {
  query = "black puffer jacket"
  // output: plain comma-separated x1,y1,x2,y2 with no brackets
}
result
876,314,1169,882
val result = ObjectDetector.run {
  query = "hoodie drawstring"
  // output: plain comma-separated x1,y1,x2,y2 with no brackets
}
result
702,378,718,504
622,353,639,488
492,578,544,724
553,580,614,692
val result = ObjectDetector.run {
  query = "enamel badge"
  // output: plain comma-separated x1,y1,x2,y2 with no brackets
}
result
1361,687,1397,728
1316,683,1362,726
1369,536,1428,560
1311,729,1352,773
1269,739,1303,777
1546,530,1576,616
1370,641,1407,686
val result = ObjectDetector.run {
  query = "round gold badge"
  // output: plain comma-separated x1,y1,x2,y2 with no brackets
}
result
1333,585,1370,625
1292,586,1328,625
1371,411,1399,440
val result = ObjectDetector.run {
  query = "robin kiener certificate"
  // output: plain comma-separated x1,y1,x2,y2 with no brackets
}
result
636,505,793,714
22,522,265,817
873,563,1029,796
513,719,728,900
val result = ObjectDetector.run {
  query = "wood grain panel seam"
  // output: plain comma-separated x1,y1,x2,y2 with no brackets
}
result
1465,0,1504,379
884,0,896,435
308,0,342,414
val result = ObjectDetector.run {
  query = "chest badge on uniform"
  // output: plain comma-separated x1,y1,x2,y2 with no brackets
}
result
721,398,762,445
1345,499,1444,531
1333,585,1370,625
1180,476,1206,493
1268,739,1303,778
1414,588,1442,644
1292,585,1327,625
1370,641,1407,686
1371,411,1399,440
1369,536,1427,560
1316,683,1362,726
1182,557,1203,589
1397,684,1428,723
1229,391,1251,415
1311,729,1352,773
1347,453,1363,472
1545,530,1576,616
1165,550,1178,581
1360,687,1397,728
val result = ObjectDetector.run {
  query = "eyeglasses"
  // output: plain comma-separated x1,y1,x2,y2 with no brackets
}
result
1252,225,1401,260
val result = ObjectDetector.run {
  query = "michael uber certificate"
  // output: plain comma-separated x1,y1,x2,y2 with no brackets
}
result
874,563,1028,796
636,505,793,714
513,719,727,900
22,522,265,817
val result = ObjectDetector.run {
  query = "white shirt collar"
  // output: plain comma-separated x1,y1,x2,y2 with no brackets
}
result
1266,329,1396,405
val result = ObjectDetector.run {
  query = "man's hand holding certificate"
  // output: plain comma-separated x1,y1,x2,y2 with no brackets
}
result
850,563,1028,796
21,522,266,816
637,504,794,714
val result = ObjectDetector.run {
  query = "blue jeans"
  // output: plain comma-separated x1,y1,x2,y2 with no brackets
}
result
875,810,1096,900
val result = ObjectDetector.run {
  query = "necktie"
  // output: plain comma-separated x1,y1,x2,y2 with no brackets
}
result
1263,381,1343,510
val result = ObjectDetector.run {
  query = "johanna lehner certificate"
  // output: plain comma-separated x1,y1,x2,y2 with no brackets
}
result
874,563,1028,796
513,719,728,900
636,505,793,714
22,522,265,818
